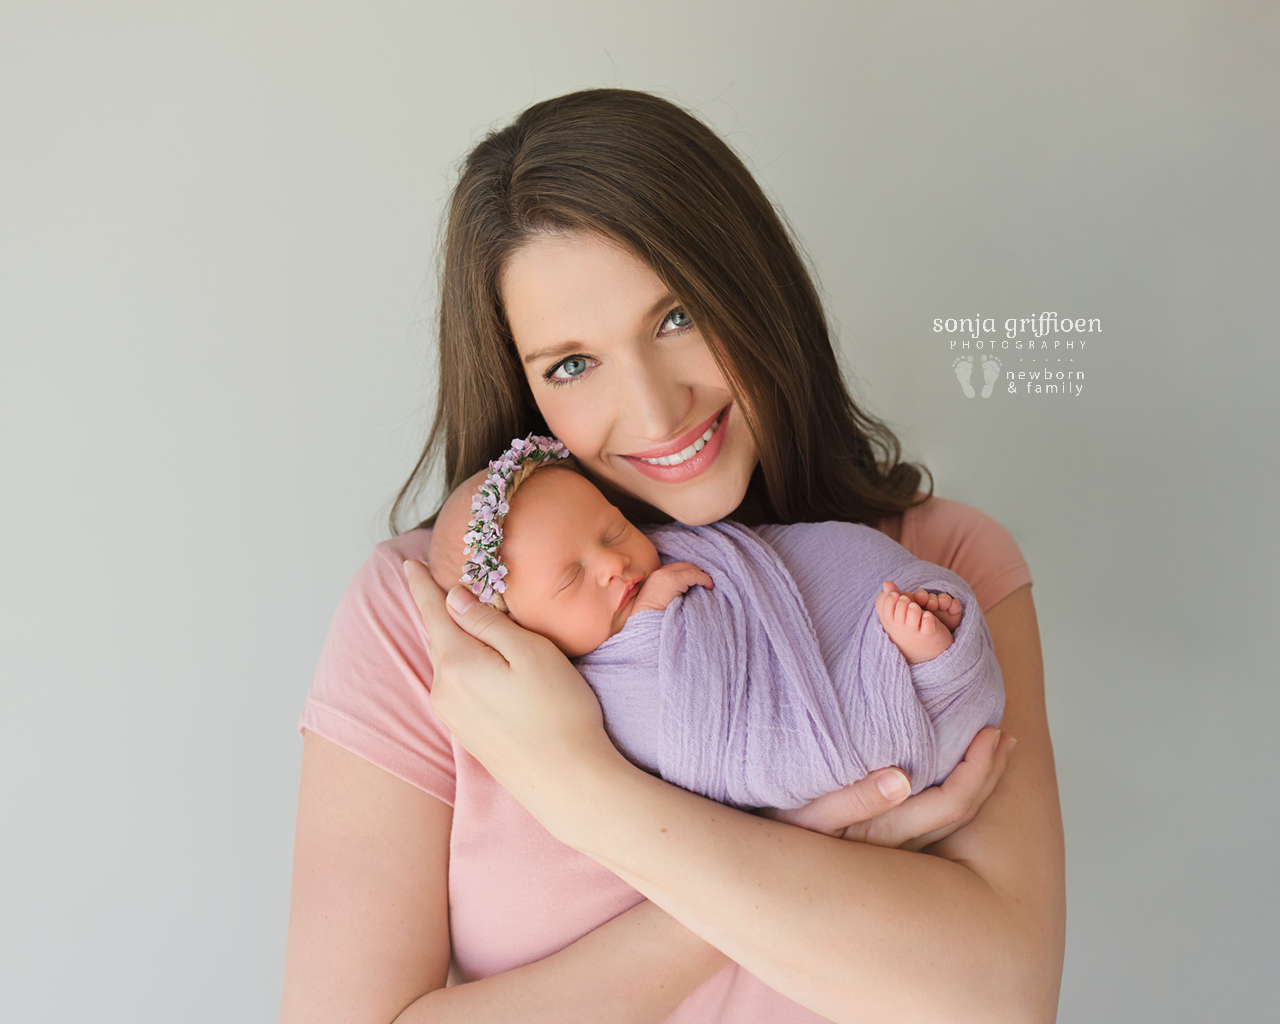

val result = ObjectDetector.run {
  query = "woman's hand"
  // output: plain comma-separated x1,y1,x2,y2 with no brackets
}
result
759,727,1016,851
403,560,623,812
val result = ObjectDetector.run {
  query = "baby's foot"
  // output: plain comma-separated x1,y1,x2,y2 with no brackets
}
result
905,586,963,632
953,356,976,398
875,581,957,665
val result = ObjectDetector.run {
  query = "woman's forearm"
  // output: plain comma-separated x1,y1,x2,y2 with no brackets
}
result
400,899,728,1024
520,587,1065,1024
558,759,1017,1022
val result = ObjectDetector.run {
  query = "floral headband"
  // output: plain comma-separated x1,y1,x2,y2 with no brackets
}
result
460,434,571,607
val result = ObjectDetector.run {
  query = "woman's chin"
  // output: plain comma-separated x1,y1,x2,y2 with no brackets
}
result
636,466,755,526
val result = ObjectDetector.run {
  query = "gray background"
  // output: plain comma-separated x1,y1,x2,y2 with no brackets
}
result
3,2,1277,1020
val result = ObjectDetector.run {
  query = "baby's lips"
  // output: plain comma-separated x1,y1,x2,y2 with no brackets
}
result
617,574,644,614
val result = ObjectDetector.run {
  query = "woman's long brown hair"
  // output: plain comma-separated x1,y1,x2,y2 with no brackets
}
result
391,88,928,533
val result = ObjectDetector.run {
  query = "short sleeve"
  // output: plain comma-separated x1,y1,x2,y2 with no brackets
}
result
298,529,457,806
884,497,1032,612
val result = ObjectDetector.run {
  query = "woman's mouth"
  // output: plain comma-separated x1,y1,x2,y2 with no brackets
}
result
621,405,731,483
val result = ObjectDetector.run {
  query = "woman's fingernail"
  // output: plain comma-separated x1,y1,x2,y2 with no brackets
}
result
990,729,1002,754
877,770,911,802
447,585,477,613
1006,736,1018,754
403,559,415,576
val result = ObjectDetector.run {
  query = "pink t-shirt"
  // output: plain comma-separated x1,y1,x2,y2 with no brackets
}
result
299,497,1031,1021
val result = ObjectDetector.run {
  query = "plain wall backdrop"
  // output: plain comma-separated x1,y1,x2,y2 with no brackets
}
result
2,2,1277,1020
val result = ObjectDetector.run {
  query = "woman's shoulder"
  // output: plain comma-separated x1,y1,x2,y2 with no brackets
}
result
371,526,435,568
878,496,1032,612
299,527,457,805
320,528,435,634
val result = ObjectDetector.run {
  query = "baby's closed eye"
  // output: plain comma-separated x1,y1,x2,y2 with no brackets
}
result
555,563,583,594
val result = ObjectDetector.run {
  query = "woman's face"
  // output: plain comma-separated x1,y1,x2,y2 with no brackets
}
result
501,232,759,526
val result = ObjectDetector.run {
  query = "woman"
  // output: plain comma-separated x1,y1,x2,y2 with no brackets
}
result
280,90,1065,1023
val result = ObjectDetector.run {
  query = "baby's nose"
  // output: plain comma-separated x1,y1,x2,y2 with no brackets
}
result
598,550,629,583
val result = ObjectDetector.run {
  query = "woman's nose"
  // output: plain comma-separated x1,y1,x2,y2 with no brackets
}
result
620,356,692,443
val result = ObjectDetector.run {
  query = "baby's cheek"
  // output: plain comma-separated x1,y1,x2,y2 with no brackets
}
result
506,596,558,645
512,590,621,657
533,599,613,658
557,612,613,658
602,612,628,643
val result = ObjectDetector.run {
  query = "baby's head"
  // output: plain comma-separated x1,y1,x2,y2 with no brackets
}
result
429,452,660,658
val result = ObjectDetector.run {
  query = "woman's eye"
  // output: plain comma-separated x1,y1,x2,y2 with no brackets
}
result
546,356,595,383
659,307,694,335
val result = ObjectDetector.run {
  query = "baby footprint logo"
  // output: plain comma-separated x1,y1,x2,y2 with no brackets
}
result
980,355,1001,398
953,356,976,398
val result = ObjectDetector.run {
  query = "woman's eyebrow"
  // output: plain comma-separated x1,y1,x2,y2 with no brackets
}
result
519,292,678,366
522,340,585,366
644,291,678,322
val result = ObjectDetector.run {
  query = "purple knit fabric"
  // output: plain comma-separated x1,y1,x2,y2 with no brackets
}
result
574,521,1004,810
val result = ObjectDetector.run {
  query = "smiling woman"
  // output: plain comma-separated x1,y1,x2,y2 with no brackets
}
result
284,88,1062,1024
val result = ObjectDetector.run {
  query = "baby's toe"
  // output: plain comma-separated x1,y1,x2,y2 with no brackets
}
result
894,593,913,624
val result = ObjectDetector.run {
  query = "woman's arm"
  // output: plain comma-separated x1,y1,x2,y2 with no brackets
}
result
413,575,1065,1023
279,731,729,1024
279,731,452,1023
280,731,1005,1023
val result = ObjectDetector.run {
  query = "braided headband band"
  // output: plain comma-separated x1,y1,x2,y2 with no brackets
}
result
460,434,571,609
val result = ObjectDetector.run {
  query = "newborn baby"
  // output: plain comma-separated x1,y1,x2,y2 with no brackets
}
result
429,440,1003,810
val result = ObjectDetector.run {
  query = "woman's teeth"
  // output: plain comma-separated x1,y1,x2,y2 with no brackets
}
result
639,417,720,467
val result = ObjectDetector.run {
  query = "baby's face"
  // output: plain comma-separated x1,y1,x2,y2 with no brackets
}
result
501,468,661,657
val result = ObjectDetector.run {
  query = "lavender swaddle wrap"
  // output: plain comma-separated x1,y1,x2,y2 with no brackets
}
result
574,520,1004,810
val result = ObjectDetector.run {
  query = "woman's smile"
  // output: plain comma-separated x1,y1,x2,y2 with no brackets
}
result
619,405,731,483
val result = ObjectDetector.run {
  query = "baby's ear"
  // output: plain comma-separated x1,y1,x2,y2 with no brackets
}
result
425,529,462,592
428,559,455,593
